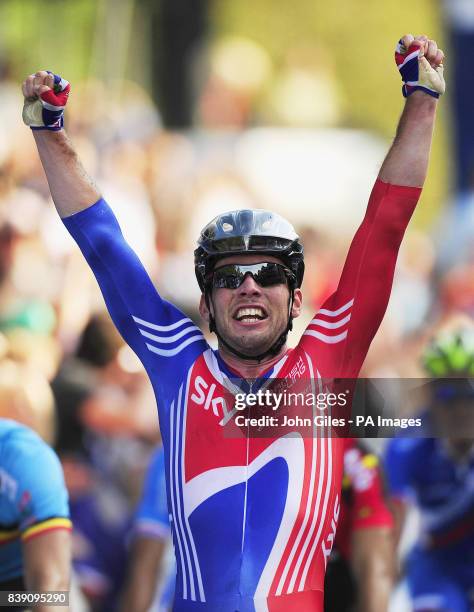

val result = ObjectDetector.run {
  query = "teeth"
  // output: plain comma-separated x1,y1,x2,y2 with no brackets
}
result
236,307,265,320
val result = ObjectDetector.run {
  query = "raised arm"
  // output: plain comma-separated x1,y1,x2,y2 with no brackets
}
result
33,130,99,216
22,71,99,217
301,34,445,377
22,70,207,376
378,34,444,187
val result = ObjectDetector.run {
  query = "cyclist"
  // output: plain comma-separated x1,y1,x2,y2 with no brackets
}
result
385,326,474,612
0,418,72,612
324,440,394,612
22,33,444,611
121,445,175,612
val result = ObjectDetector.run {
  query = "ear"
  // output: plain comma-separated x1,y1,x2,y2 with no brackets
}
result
199,293,210,323
291,288,303,318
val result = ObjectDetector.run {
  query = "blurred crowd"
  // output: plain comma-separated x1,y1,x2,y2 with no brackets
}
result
0,11,473,609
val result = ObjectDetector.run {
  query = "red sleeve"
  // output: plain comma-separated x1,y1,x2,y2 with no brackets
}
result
299,179,421,378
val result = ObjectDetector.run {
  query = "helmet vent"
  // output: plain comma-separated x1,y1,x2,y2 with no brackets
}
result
195,208,305,290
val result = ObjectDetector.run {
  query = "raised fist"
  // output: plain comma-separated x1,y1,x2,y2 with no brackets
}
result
395,35,445,98
22,71,70,130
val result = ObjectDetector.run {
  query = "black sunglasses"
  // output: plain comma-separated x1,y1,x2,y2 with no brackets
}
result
209,262,296,290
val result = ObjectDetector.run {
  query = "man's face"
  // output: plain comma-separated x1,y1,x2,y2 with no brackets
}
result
199,254,302,358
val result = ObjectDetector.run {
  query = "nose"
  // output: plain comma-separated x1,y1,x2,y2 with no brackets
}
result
237,273,262,296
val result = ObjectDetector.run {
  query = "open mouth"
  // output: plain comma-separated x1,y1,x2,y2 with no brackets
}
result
233,306,268,323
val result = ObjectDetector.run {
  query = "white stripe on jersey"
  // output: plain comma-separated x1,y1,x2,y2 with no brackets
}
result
146,335,204,357
251,437,306,601
309,313,351,330
287,364,328,594
139,325,202,344
133,315,195,332
303,329,348,344
174,385,195,599
180,368,206,602
298,424,333,589
275,364,321,595
169,393,189,598
169,377,206,602
316,298,354,318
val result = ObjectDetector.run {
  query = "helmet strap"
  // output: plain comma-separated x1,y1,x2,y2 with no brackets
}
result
205,290,294,363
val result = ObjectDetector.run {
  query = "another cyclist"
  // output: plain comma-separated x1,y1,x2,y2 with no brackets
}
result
0,418,72,612
121,445,175,612
324,439,394,612
385,325,474,612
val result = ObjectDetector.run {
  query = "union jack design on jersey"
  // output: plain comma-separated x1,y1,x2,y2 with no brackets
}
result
63,178,421,611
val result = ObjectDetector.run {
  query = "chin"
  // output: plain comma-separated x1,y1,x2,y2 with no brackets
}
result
232,334,279,357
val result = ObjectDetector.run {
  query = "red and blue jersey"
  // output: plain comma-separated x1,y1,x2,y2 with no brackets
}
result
63,178,420,611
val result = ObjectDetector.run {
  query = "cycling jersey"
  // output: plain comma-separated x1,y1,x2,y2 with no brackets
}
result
0,419,71,583
134,446,176,611
70,488,130,609
385,417,474,551
63,178,421,611
335,440,393,561
135,447,170,540
324,440,393,612
385,416,474,612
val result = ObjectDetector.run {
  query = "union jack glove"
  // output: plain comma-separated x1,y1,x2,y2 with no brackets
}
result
395,35,445,98
22,71,70,131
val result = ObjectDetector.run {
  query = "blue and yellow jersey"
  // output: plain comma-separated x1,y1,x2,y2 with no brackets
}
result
0,419,71,582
